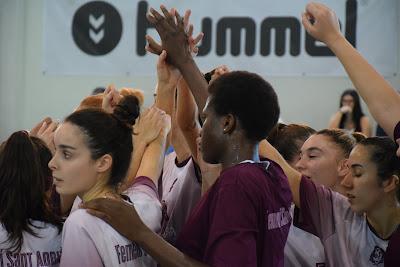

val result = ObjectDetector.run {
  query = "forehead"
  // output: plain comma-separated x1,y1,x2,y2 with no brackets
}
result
348,145,370,164
54,122,86,147
342,95,354,101
301,134,337,152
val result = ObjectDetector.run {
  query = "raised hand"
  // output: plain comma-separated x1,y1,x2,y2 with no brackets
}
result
146,9,203,57
147,5,192,68
210,65,230,83
35,119,59,154
301,2,342,47
157,50,181,88
134,106,167,146
340,105,352,114
30,117,52,137
102,85,121,113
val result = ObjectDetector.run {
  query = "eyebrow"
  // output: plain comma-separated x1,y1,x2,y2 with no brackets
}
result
305,147,323,153
58,144,77,150
350,164,363,169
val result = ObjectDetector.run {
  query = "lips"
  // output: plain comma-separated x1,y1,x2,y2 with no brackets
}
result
53,177,63,183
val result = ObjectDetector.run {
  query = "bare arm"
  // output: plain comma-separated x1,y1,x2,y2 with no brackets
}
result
82,198,209,267
121,108,166,190
328,111,342,129
259,140,302,207
147,6,209,115
302,2,400,139
135,110,171,184
360,116,371,137
176,78,201,162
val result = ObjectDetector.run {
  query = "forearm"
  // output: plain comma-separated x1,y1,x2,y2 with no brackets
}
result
259,140,302,207
176,79,201,161
328,112,342,129
170,119,191,164
137,227,208,267
329,37,400,138
155,83,176,116
136,134,167,184
176,58,208,114
122,140,147,191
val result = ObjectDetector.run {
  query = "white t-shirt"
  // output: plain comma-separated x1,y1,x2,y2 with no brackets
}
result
284,205,325,267
296,176,395,267
159,152,201,245
60,176,162,267
0,220,62,267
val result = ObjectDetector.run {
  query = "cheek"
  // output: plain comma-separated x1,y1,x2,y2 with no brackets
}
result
61,161,98,194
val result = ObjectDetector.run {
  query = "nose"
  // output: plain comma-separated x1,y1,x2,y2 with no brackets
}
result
341,171,353,188
295,156,305,172
48,155,57,171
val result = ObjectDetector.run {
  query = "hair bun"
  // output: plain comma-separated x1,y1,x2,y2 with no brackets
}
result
113,95,140,126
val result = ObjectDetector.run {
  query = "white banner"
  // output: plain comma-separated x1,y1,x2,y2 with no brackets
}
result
43,0,398,76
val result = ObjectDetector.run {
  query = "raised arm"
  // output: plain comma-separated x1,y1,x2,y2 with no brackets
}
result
121,107,165,190
176,78,201,162
259,140,302,207
302,2,400,139
147,6,208,114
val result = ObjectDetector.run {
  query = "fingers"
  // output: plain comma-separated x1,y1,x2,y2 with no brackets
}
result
157,50,167,67
31,117,52,136
305,2,320,17
175,10,184,29
160,5,174,25
43,121,59,135
192,32,204,45
149,7,175,33
187,24,193,37
183,10,191,31
86,208,112,222
145,35,162,54
301,12,314,33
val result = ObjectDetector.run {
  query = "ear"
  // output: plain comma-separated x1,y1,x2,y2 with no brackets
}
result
221,114,236,134
382,175,400,194
95,154,113,173
337,158,349,177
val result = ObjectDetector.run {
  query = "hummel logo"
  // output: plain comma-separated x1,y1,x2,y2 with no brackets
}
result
72,1,122,56
89,14,105,44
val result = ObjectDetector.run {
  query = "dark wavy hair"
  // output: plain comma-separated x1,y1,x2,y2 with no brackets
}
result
0,131,62,252
339,89,365,132
64,95,140,186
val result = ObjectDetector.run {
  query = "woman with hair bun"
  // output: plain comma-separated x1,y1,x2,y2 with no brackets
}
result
50,95,171,267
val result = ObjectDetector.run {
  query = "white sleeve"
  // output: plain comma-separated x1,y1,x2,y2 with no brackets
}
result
125,176,162,233
60,215,103,267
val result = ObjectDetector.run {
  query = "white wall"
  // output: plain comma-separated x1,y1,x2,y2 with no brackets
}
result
1,0,399,141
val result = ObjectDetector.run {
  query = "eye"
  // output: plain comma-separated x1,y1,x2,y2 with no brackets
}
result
63,151,72,159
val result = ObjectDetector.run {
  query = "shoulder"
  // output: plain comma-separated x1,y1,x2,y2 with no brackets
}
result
218,161,290,197
64,209,101,231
